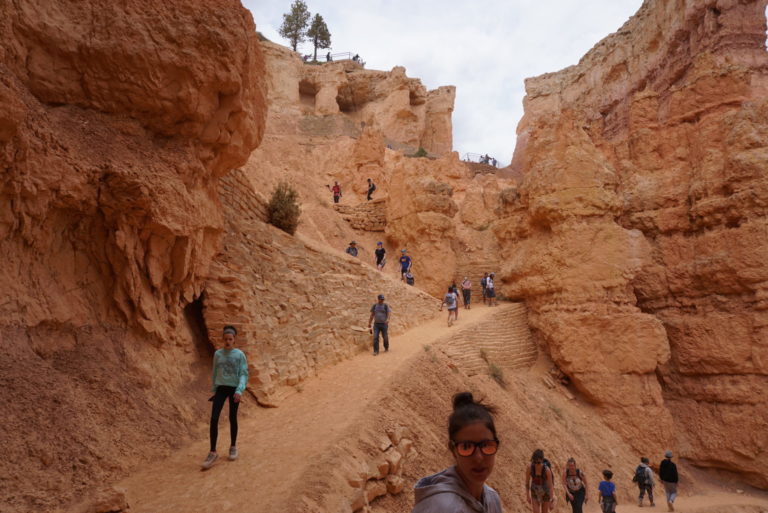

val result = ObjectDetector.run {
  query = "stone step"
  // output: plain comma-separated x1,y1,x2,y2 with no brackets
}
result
437,302,536,376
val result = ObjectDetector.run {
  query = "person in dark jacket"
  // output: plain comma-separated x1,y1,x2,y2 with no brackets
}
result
411,392,503,512
659,450,679,512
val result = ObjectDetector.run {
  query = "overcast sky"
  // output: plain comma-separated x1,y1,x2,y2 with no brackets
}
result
244,1,648,165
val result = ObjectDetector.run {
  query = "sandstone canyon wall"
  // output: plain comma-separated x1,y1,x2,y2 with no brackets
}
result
0,1,266,511
502,0,768,486
246,40,513,298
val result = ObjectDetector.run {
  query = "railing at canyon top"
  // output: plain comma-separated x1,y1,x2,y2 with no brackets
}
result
302,51,366,67
463,152,499,167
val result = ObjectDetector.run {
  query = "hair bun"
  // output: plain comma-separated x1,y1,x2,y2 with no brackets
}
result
452,392,475,410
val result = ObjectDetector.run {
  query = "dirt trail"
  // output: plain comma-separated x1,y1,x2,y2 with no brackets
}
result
615,491,768,513
118,303,507,512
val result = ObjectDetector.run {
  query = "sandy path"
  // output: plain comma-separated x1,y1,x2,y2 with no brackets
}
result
612,491,768,513
118,303,508,512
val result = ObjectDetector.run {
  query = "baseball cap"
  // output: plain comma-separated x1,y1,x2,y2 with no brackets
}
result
665,450,673,458
378,294,385,299
401,249,407,253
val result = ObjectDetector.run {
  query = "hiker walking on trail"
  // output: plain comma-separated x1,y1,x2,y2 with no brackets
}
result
461,276,472,309
399,249,412,281
598,470,618,513
346,240,358,257
634,456,655,507
480,273,489,305
375,241,386,270
367,178,376,201
368,294,391,356
411,392,502,513
202,325,248,470
450,281,460,320
486,273,497,307
440,286,459,327
659,451,679,512
327,181,342,203
526,449,555,513
563,457,588,513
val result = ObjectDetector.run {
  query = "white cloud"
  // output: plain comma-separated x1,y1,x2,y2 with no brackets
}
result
244,0,644,165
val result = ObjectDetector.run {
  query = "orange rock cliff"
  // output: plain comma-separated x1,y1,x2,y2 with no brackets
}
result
503,0,768,487
1,0,767,511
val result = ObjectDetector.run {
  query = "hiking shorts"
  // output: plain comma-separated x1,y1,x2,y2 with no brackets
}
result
486,288,496,298
531,484,551,503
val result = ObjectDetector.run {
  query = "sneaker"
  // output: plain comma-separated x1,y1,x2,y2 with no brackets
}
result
228,446,238,461
201,451,218,470
384,347,389,352
373,351,379,356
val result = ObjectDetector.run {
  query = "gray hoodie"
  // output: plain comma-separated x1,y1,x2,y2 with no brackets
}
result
412,466,503,513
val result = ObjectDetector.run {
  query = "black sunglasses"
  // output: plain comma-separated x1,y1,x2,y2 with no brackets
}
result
451,439,500,457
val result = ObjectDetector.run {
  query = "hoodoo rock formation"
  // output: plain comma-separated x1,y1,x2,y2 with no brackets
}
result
0,1,266,511
4,0,768,511
502,0,768,486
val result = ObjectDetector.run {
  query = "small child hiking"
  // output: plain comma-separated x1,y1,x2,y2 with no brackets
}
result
202,325,249,470
598,469,618,513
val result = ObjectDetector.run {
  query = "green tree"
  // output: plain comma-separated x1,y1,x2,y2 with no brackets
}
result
279,0,310,52
267,182,301,235
306,14,332,61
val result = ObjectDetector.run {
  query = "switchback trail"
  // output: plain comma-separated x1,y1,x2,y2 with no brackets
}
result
118,303,515,512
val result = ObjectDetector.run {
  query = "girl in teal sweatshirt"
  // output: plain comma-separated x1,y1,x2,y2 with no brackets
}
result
201,325,249,470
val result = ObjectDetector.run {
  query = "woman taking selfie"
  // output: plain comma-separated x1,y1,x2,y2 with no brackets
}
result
411,392,503,512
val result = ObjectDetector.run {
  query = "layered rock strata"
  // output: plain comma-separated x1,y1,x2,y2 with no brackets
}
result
206,170,440,405
503,0,768,485
0,1,266,511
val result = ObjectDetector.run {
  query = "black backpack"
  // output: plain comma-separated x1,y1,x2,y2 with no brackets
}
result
633,465,648,485
531,459,551,486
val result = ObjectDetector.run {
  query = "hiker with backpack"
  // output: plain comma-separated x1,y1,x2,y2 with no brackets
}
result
526,449,555,513
368,294,391,356
450,281,460,320
367,178,376,200
201,325,249,470
633,456,655,507
440,285,460,327
563,457,588,513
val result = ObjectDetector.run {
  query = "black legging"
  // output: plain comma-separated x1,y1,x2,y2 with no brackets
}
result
210,385,239,452
567,487,586,513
